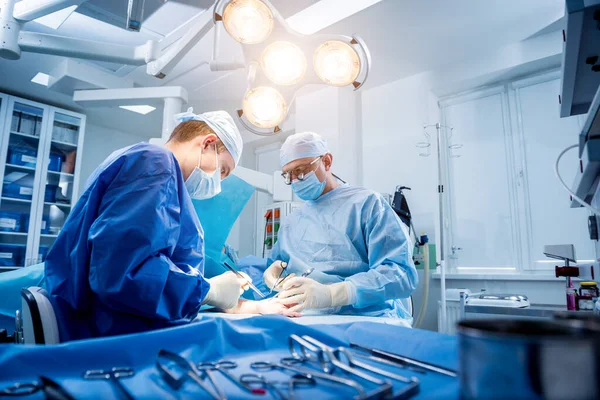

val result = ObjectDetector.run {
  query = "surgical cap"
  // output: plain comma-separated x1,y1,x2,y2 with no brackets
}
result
174,108,244,167
280,132,329,168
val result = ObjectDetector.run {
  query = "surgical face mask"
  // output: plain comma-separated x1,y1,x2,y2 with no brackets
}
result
291,171,326,201
185,144,222,200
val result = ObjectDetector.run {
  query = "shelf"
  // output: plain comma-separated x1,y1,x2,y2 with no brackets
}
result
5,163,35,172
40,233,59,238
47,170,74,178
0,266,22,271
44,202,71,209
1,197,32,204
0,231,27,236
51,140,77,149
10,131,40,140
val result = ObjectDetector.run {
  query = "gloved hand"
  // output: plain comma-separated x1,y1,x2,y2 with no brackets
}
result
202,271,250,310
276,277,355,313
263,260,295,291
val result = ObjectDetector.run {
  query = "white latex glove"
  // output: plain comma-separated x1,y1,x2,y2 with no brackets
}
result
263,260,295,291
202,271,249,310
276,277,354,313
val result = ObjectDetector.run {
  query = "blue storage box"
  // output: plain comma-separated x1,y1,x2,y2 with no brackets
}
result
44,184,59,203
0,244,25,267
2,182,34,200
20,214,50,234
38,245,49,263
0,211,22,232
48,153,63,172
7,146,37,168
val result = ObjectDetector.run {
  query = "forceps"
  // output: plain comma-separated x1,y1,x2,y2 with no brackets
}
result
223,262,265,299
289,336,395,399
272,268,314,298
198,360,266,395
0,377,75,400
156,349,223,400
239,374,287,400
83,367,135,400
250,361,366,399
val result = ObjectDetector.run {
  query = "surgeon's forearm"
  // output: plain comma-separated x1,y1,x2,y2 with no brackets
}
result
346,262,418,309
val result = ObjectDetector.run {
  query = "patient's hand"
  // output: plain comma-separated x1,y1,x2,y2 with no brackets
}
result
256,298,301,317
226,299,301,318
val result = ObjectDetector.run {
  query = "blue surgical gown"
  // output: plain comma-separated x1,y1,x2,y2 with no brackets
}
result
45,143,210,341
269,185,418,321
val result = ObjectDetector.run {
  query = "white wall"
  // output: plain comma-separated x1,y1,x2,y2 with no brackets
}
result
79,124,149,194
361,72,441,245
295,86,362,185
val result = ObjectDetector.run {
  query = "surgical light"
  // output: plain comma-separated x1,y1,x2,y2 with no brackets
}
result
260,41,307,86
242,86,286,129
313,40,361,87
222,0,274,44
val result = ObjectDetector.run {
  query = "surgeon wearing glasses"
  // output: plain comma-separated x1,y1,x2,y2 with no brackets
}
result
263,132,418,323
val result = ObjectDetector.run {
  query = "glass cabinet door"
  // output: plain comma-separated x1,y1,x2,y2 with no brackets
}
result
38,112,82,262
0,100,45,270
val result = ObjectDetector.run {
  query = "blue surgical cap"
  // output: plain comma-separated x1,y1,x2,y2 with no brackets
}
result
280,132,329,168
174,108,244,167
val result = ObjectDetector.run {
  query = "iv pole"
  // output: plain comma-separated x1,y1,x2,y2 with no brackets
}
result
424,122,450,333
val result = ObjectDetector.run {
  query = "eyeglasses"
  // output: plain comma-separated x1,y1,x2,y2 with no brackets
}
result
281,157,322,185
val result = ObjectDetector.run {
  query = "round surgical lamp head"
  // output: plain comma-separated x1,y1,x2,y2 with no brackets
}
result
222,0,274,44
242,86,287,129
313,40,361,87
260,41,307,86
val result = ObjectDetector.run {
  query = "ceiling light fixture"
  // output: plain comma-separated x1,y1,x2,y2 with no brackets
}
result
214,0,371,135
31,72,50,86
119,105,156,115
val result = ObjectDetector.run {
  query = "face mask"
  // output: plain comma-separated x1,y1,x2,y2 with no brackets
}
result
291,171,326,201
185,144,222,200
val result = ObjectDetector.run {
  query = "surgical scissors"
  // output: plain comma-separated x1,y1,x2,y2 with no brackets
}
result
197,360,266,395
83,367,136,400
250,361,366,399
156,349,223,400
0,377,75,400
270,262,288,294
239,374,287,400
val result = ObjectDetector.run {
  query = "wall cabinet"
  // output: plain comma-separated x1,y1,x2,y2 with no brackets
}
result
0,93,85,270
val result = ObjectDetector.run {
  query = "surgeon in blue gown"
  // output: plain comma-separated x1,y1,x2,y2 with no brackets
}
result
45,108,294,342
264,132,418,323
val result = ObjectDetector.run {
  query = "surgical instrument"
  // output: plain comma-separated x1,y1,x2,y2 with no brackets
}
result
352,353,427,374
301,268,315,278
270,262,288,294
287,374,316,400
83,367,136,400
223,261,266,298
198,360,266,395
289,335,419,399
350,343,458,378
0,377,75,400
273,269,314,298
300,336,393,397
250,361,366,399
155,349,222,400
239,374,287,400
